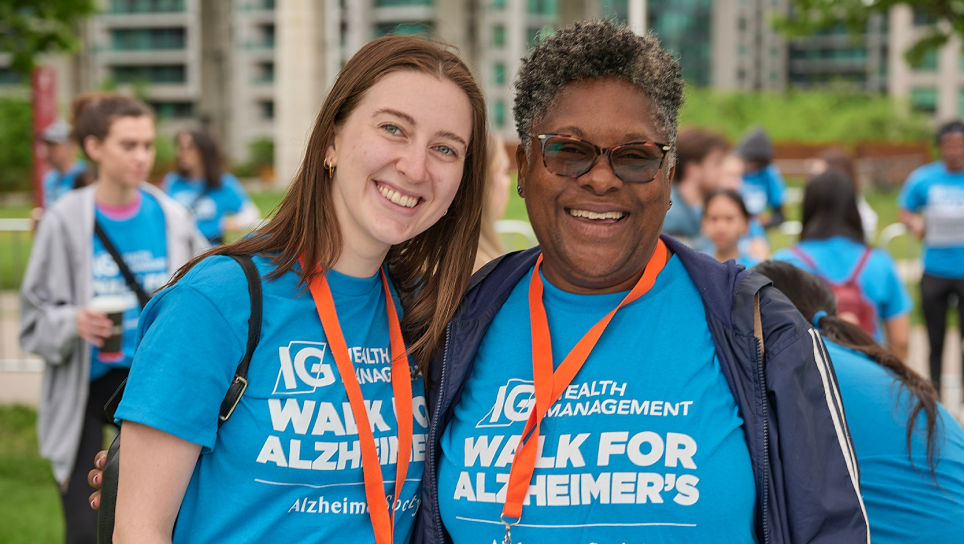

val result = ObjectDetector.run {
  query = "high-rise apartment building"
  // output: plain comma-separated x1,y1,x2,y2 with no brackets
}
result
85,0,202,132
2,1,963,182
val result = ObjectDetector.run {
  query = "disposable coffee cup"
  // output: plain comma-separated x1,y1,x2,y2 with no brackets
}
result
89,295,128,360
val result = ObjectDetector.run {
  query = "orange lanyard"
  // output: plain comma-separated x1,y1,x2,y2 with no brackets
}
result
500,239,668,543
308,268,413,544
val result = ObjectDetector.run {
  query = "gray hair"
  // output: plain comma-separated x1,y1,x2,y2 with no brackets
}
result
513,20,684,152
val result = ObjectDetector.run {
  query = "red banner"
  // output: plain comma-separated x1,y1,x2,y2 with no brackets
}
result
31,67,57,208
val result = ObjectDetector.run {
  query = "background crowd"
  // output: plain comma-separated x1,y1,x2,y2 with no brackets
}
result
4,12,964,544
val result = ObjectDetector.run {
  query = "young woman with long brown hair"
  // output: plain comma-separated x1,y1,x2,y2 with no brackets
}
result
110,35,487,543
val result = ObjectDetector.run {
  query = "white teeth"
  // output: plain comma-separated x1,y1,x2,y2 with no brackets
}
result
377,184,419,208
568,209,625,220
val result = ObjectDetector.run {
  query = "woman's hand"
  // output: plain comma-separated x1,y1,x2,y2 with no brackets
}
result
88,449,107,509
75,308,114,347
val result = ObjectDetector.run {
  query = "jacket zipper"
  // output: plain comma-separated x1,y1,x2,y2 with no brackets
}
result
754,333,771,544
430,322,453,544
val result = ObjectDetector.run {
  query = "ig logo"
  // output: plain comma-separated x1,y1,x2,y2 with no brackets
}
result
476,379,534,428
273,341,336,394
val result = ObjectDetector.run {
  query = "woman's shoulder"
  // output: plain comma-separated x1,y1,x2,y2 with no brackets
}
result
177,254,262,291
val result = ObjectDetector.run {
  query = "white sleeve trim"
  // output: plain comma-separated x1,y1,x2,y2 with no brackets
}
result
808,328,871,543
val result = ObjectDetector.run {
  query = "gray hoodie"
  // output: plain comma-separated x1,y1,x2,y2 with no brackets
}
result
19,183,208,486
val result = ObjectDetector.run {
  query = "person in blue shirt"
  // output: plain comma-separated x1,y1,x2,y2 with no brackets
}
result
736,127,786,229
754,259,964,544
661,128,729,248
20,92,207,544
701,189,759,268
899,120,964,394
163,129,260,244
110,36,488,543
775,169,911,360
420,21,868,544
39,118,88,209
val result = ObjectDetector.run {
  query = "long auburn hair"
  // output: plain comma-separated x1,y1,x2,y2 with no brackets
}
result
754,260,942,473
171,36,487,369
177,129,224,191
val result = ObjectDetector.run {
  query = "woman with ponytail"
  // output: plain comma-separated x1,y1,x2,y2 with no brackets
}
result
754,260,964,543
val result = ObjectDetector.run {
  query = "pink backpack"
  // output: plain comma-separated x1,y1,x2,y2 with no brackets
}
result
790,246,877,335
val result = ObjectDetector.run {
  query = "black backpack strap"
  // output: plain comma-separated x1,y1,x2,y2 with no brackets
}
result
218,255,263,425
94,220,151,308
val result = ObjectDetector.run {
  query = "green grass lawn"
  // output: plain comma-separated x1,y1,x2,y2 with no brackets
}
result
0,405,63,544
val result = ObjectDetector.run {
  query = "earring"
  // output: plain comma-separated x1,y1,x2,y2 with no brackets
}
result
667,199,673,207
517,184,524,196
325,161,335,178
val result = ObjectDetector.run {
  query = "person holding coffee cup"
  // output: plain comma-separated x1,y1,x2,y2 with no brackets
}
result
19,92,207,544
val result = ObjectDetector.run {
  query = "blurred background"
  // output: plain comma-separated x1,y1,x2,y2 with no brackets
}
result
1,1,961,541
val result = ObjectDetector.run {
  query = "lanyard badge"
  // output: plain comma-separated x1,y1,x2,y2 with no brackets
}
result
308,267,413,544
500,240,668,543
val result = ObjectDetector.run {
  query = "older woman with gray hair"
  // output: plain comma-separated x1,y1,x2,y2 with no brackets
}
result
416,21,869,544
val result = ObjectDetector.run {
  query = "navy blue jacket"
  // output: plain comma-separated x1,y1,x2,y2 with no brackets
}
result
414,236,869,544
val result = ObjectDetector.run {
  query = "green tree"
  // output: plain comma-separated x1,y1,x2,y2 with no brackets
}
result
777,1,963,65
0,0,97,73
0,97,33,193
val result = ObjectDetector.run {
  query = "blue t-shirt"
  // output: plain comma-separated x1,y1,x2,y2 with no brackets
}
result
115,256,427,543
90,190,168,379
898,161,964,278
42,160,85,208
164,172,250,243
824,340,964,543
740,164,785,217
773,237,911,343
438,256,757,544
735,253,760,268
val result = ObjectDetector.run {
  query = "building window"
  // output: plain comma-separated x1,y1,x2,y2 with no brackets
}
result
374,21,434,37
599,0,628,20
375,0,433,5
527,0,558,15
492,24,506,47
112,64,186,84
110,0,185,13
259,24,275,48
910,87,938,113
493,100,506,128
254,62,274,83
911,48,938,71
149,101,194,119
111,28,186,51
493,63,506,85
259,100,275,120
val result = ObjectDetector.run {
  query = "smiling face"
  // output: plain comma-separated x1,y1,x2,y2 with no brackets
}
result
326,70,472,269
84,115,155,190
518,77,673,294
